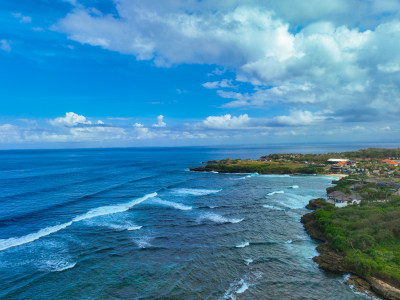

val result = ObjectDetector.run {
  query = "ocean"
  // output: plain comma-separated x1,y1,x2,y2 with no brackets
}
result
0,146,375,299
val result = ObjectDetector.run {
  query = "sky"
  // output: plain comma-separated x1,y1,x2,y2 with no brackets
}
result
1,0,400,148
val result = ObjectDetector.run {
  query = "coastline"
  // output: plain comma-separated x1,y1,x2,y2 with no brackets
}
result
302,199,400,300
323,173,348,179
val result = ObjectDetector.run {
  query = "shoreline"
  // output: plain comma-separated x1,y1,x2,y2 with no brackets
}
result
323,173,348,179
302,199,400,300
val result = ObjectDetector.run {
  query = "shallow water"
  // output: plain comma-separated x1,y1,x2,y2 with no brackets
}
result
0,147,371,299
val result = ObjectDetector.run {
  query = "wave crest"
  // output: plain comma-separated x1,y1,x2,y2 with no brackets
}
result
0,192,157,252
173,188,221,196
198,212,244,224
153,198,193,211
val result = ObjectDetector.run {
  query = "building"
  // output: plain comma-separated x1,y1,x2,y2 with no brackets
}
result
327,190,364,207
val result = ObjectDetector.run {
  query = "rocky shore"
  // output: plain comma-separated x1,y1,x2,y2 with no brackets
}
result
302,199,400,300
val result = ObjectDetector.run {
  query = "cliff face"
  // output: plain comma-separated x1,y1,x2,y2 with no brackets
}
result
302,199,400,300
300,213,327,242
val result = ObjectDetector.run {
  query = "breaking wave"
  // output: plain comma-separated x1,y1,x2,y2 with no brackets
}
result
262,204,284,211
54,262,77,272
198,212,244,224
235,241,250,248
153,198,193,211
173,188,221,196
267,191,285,196
0,192,157,252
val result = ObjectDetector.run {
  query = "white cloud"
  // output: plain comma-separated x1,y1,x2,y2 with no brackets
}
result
272,110,324,126
0,40,11,52
49,112,104,127
152,115,166,127
55,4,298,66
12,13,32,23
0,124,21,142
53,2,400,122
202,114,251,130
202,79,236,89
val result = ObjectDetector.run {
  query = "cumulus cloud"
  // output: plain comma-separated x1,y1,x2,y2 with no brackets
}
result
152,115,166,127
202,114,251,130
53,1,400,124
49,112,104,127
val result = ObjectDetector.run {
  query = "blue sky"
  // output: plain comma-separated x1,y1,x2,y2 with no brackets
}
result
1,0,400,148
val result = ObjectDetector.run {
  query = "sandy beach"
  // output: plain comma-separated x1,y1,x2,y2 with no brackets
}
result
324,174,348,179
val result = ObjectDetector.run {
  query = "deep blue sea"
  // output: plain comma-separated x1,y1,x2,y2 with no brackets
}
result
0,146,384,299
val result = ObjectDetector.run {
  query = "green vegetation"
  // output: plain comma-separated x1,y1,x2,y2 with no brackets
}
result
341,148,400,159
326,174,397,200
314,198,400,286
205,161,324,174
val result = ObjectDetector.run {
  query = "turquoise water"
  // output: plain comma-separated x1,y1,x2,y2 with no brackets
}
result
0,147,370,299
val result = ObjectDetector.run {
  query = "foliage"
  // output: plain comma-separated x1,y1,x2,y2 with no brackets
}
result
314,199,400,283
205,161,324,174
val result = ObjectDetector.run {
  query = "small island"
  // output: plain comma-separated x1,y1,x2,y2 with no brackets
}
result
192,148,400,299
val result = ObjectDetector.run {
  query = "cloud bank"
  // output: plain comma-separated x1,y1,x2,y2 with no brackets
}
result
52,0,400,127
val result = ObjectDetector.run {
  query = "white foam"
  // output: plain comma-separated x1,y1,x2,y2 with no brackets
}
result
259,174,290,178
284,239,293,244
210,171,219,174
289,185,299,189
173,188,221,196
341,274,351,283
135,237,152,248
244,258,253,265
262,204,284,211
0,192,157,252
223,279,249,299
267,190,285,196
231,218,244,223
279,193,313,209
73,192,157,222
109,223,143,231
55,262,77,272
236,280,249,294
199,212,243,224
0,221,73,252
235,241,250,248
153,198,193,211
246,173,259,178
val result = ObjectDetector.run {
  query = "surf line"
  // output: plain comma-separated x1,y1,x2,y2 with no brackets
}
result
0,192,157,252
